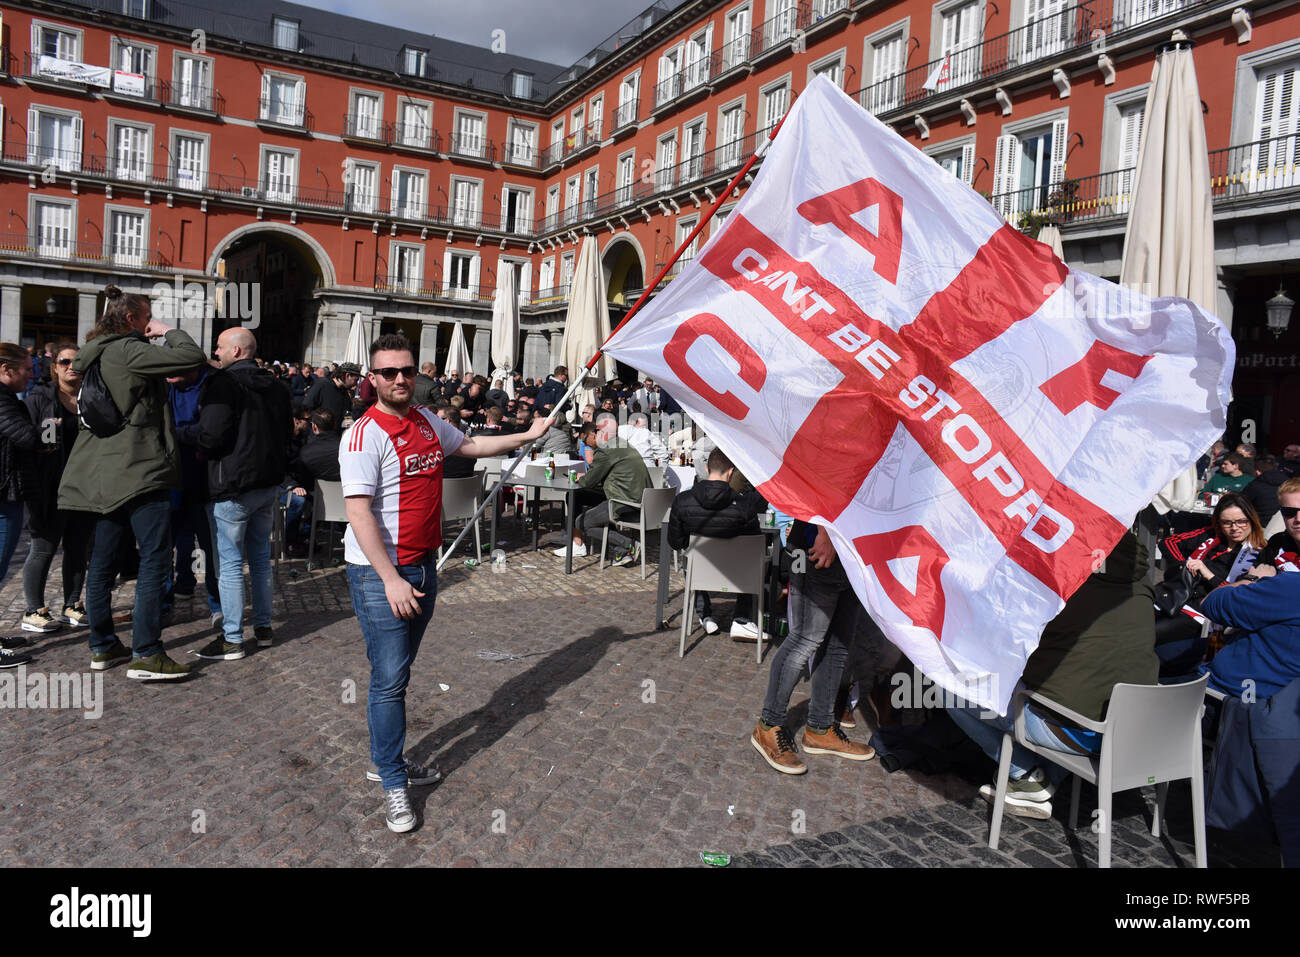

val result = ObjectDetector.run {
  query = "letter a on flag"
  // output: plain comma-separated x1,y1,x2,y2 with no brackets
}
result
601,77,1234,714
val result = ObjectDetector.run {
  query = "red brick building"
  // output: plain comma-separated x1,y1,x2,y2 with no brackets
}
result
0,0,1296,445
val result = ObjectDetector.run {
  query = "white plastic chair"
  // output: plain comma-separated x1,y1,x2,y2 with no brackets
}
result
439,473,485,560
678,534,767,662
645,465,665,489
599,486,675,579
306,479,348,570
987,674,1210,868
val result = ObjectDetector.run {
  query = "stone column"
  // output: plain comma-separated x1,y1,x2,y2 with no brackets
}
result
77,291,99,345
471,322,491,377
0,285,22,344
1216,267,1237,334
549,329,565,372
305,315,352,368
522,331,548,380
419,321,440,369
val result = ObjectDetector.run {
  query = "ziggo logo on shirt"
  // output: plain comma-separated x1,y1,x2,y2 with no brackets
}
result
403,450,443,475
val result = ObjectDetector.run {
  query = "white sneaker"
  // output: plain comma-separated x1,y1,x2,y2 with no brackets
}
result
698,615,719,635
553,543,587,557
729,618,772,643
979,785,1055,820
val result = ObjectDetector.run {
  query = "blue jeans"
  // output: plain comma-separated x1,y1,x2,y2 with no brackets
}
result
168,499,221,614
211,486,276,644
0,501,24,583
761,565,859,731
946,692,1074,785
85,491,171,658
347,560,438,790
283,487,307,545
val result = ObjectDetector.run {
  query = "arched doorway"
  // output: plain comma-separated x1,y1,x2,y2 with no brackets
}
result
208,226,328,362
602,236,645,309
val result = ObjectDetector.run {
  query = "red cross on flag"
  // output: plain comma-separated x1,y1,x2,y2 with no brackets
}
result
601,77,1234,714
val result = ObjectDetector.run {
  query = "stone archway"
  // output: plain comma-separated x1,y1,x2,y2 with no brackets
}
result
207,224,332,362
601,234,646,308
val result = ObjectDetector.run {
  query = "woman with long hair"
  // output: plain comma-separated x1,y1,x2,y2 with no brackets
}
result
1156,491,1268,676
0,341,38,666
21,339,93,634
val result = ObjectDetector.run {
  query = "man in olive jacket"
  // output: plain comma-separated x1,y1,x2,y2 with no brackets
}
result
58,288,205,680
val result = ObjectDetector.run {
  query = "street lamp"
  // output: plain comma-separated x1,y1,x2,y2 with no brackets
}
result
1265,285,1294,339
45,296,57,315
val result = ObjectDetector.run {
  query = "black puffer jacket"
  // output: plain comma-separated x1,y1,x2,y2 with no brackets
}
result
204,359,292,501
1243,469,1289,525
0,381,37,503
666,479,765,551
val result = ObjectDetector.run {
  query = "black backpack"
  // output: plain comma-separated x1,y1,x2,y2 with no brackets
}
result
77,359,127,437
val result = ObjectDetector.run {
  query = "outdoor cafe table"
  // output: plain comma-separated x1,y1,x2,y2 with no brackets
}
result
488,467,587,575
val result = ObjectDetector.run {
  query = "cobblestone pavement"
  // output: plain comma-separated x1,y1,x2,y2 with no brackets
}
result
0,518,1281,868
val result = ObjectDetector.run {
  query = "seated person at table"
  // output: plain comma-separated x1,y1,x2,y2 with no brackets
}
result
285,408,342,548
470,405,506,438
536,411,575,457
667,448,767,640
618,411,669,466
1242,455,1288,527
557,416,650,563
435,403,478,479
1201,571,1300,700
1156,492,1266,676
577,422,598,466
1244,477,1300,577
1201,453,1253,500
947,532,1159,820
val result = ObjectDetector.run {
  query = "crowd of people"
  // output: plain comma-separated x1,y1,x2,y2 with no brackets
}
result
0,289,1296,851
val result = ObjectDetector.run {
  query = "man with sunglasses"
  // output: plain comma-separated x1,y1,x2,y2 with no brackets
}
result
1243,477,1300,579
342,334,552,833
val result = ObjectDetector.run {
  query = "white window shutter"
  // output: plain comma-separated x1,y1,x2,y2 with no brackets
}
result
295,80,305,122
469,254,480,293
260,73,270,115
71,116,83,171
27,108,39,164
992,133,1017,216
441,249,452,292
1050,118,1068,185
961,143,976,185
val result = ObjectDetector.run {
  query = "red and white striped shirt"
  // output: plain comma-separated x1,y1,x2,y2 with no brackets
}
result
340,405,465,566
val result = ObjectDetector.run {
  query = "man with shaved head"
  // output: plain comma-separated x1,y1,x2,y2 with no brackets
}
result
196,326,292,661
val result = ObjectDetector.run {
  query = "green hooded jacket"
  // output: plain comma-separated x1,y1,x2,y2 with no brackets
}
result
57,329,205,514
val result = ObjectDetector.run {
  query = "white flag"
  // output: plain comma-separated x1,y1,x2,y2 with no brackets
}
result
602,77,1234,714
922,53,950,92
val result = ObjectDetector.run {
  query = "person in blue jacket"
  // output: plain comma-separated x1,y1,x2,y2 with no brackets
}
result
1201,572,1300,700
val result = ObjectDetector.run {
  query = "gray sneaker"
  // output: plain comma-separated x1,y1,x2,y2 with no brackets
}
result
384,787,416,833
367,759,442,787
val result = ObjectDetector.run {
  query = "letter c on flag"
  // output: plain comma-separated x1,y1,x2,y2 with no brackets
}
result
663,313,766,421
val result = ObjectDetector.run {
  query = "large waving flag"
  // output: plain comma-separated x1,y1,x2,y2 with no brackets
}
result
602,76,1234,714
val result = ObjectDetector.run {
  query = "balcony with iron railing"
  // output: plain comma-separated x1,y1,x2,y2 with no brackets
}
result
501,142,541,170
612,100,640,134
257,96,314,132
0,231,173,271
446,134,495,163
342,112,387,143
158,80,225,115
985,133,1300,232
385,123,439,153
851,0,1209,118
756,2,812,61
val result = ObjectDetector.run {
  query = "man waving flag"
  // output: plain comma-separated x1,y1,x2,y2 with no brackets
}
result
602,76,1233,715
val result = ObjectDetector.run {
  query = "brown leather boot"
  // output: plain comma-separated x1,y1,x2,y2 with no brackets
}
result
834,686,856,729
750,722,807,775
802,724,875,761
